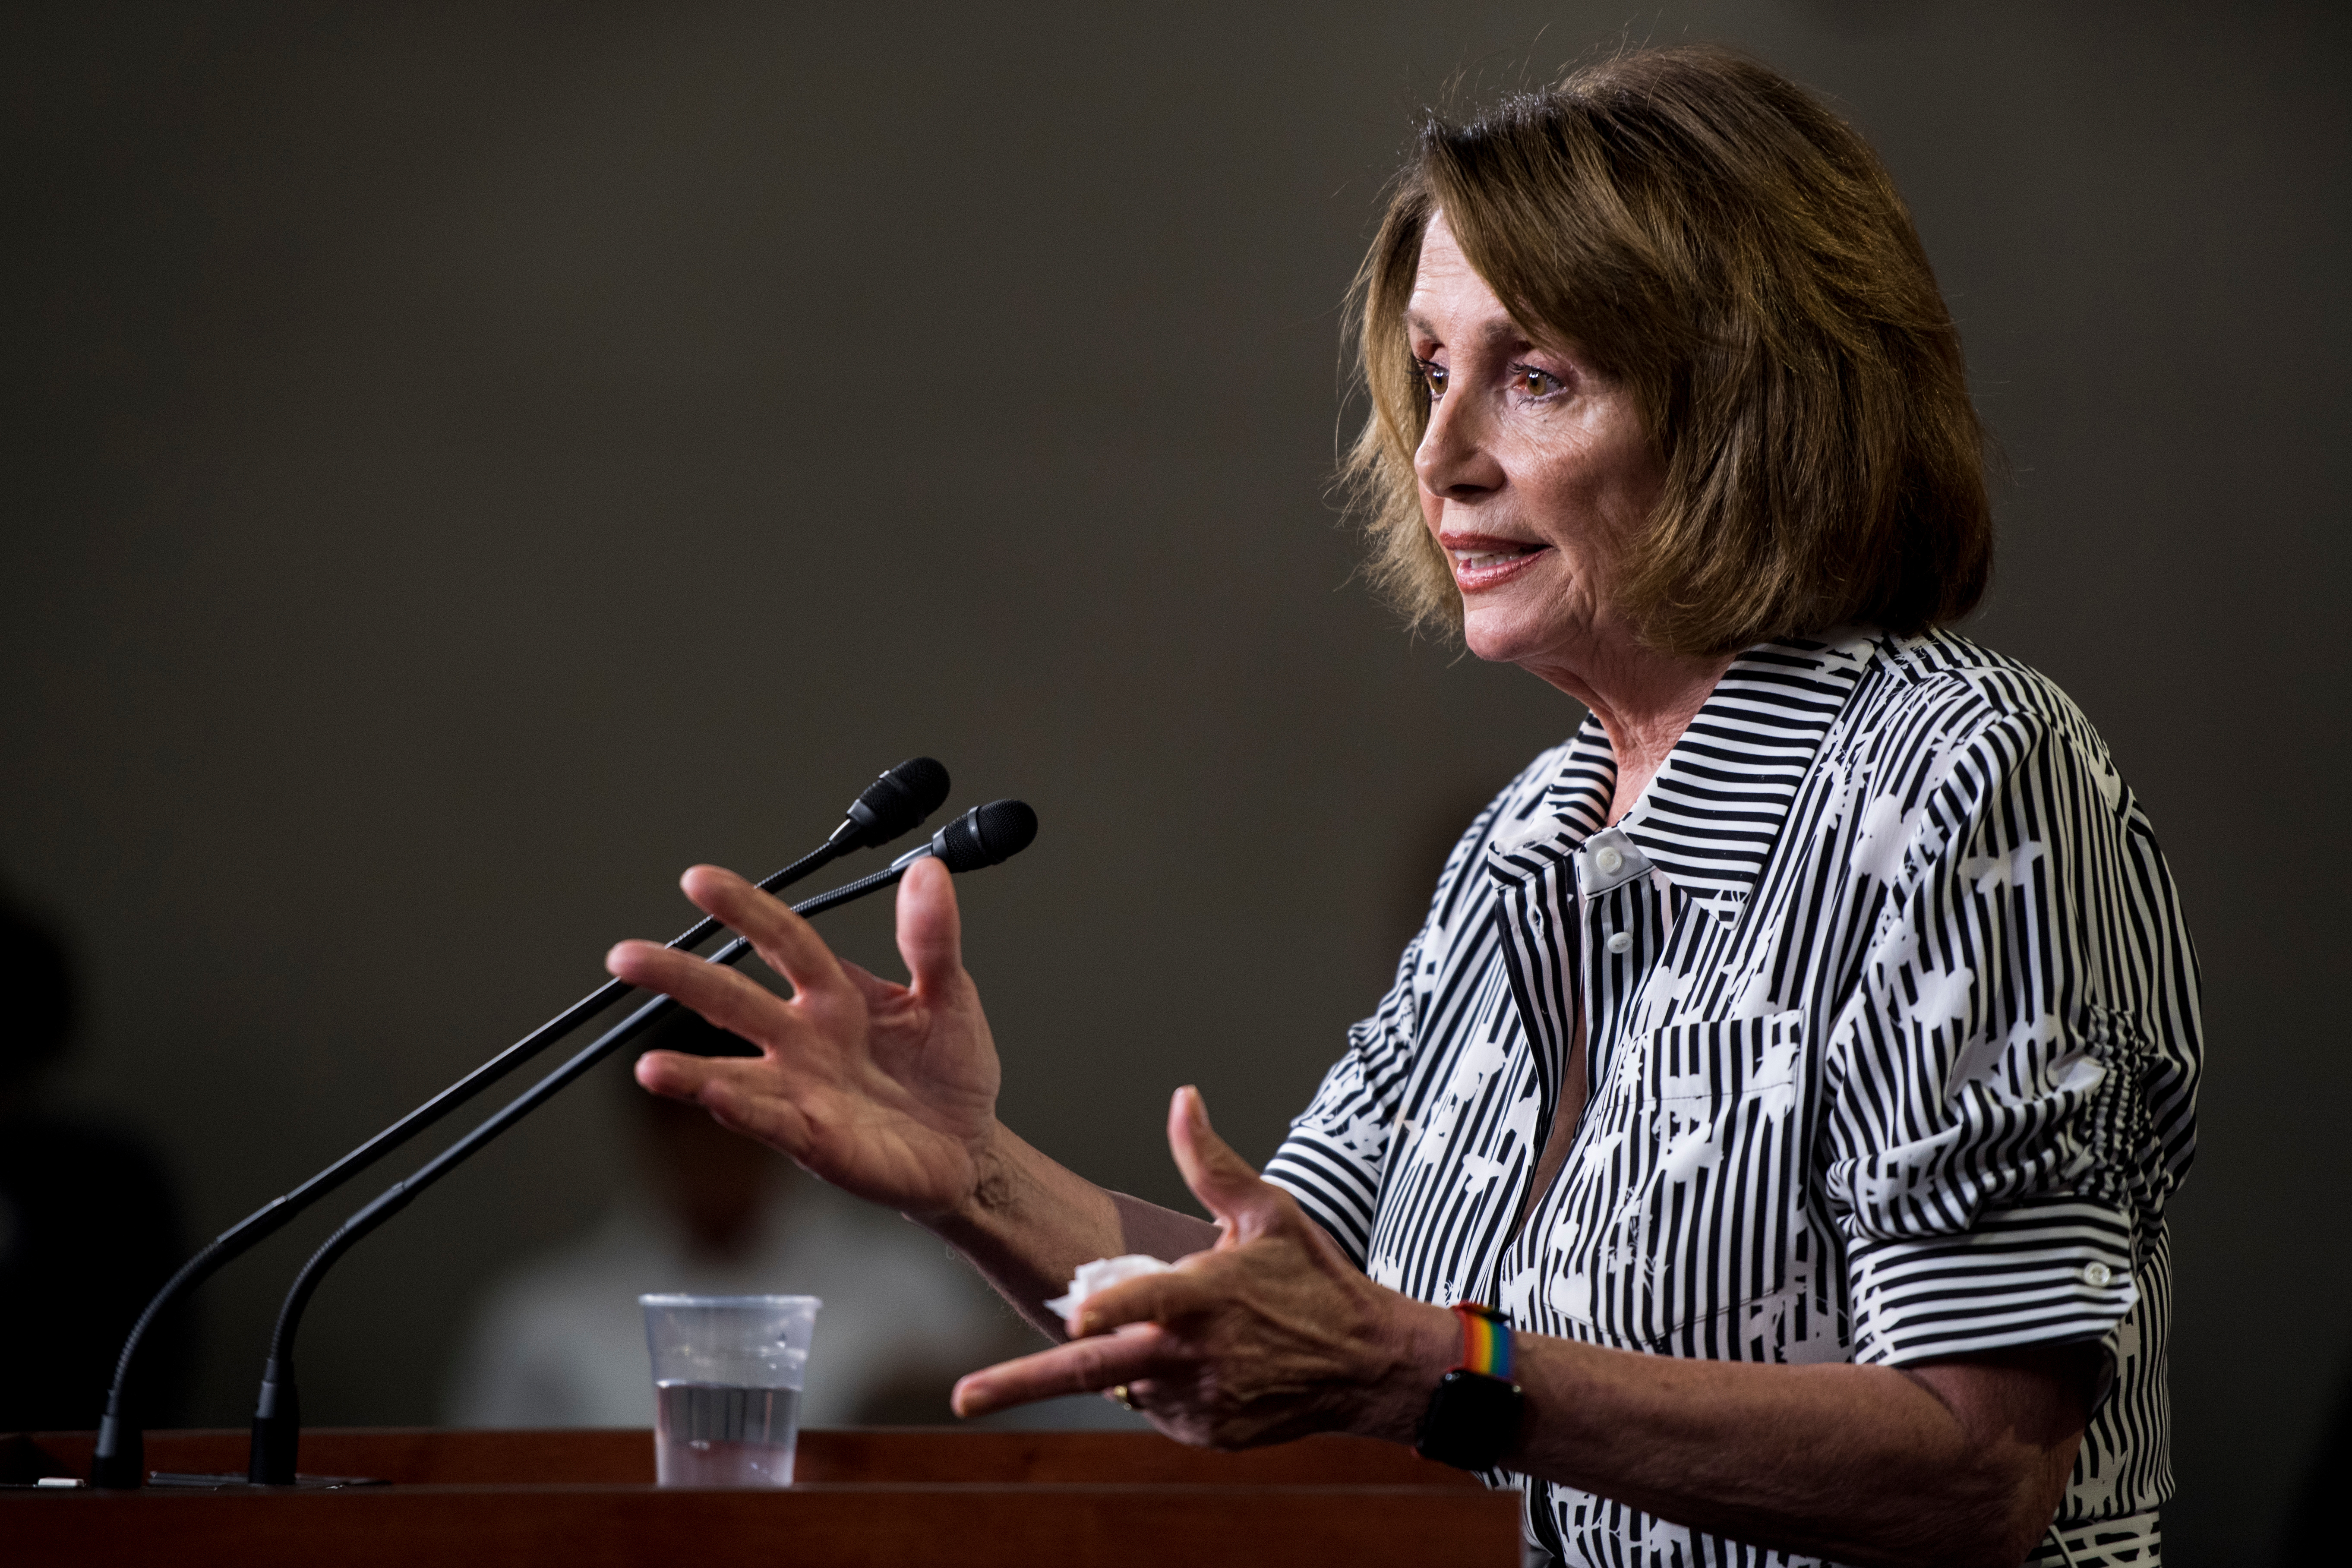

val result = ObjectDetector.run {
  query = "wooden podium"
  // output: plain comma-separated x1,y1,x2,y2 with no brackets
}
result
4,1427,1521,1565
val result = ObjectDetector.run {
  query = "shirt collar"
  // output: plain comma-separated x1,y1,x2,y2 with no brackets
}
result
1617,628,1879,908
1489,629,1881,912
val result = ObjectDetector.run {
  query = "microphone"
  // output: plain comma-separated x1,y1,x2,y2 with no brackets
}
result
88,757,950,1489
833,756,952,851
784,797,1045,915
897,797,1040,871
246,800,1039,1485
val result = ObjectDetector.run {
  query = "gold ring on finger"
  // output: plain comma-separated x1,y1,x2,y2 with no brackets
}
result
1106,1384,1136,1410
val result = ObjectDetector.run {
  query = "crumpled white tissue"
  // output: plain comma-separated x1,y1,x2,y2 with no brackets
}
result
1043,1253,1175,1320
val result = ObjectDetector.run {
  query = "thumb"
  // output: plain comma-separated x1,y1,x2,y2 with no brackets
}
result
1166,1085,1283,1242
895,855,966,997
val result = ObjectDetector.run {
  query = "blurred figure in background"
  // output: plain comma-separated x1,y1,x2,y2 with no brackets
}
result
0,891,189,1432
444,1021,1054,1429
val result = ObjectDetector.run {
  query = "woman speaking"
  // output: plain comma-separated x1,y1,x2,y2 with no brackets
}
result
606,47,2197,1568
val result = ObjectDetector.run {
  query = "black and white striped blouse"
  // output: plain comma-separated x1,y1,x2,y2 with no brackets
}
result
1263,628,2199,1568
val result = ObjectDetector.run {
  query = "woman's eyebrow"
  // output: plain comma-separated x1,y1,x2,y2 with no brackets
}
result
1405,312,1534,353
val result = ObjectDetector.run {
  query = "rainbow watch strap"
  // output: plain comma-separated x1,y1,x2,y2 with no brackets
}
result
1452,1302,1512,1379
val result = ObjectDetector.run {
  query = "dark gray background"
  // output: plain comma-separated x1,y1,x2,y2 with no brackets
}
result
5,3,2345,1559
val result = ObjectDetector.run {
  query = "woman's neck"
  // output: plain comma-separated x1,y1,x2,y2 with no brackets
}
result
1523,641,1739,826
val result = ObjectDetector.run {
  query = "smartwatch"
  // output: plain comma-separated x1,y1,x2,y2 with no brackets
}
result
1413,1301,1525,1471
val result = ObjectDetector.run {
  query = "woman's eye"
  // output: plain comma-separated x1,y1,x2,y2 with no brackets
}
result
1511,365,1563,398
1415,358,1448,397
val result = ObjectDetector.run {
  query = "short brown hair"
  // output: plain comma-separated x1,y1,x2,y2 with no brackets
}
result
1345,46,1992,654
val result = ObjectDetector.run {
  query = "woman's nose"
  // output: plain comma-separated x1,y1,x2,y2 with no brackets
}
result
1414,387,1503,500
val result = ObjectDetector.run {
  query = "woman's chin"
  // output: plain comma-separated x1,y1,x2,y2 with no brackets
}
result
1459,605,1555,667
1458,576,1615,675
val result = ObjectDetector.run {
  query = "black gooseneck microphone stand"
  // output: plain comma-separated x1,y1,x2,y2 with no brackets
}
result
87,758,952,1490
246,798,1038,1486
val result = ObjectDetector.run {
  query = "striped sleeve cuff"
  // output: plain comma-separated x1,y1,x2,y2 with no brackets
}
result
1262,1132,1380,1265
1847,1198,2137,1367
2024,1511,2162,1566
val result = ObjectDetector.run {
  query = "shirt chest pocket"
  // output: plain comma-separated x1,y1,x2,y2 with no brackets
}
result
1536,1011,1813,1349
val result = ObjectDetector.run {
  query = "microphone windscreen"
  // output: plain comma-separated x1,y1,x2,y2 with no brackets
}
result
881,756,952,820
937,799,1039,871
846,757,952,847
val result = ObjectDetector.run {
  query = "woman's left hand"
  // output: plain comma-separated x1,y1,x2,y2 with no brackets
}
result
949,1086,1456,1449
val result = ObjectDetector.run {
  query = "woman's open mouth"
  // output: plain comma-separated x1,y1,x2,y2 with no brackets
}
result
1443,536,1548,592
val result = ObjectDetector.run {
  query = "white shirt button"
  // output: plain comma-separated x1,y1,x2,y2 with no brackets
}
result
1593,845,1625,876
1606,931,1633,955
2082,1262,2113,1288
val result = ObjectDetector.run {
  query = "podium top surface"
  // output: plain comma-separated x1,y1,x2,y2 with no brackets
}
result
5,1427,1520,1567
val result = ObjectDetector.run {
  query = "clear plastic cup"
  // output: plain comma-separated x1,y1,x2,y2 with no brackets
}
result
639,1293,821,1487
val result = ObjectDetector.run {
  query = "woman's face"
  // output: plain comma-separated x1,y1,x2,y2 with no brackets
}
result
1410,211,1664,681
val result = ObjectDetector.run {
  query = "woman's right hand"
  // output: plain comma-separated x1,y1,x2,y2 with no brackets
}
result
606,854,1003,1224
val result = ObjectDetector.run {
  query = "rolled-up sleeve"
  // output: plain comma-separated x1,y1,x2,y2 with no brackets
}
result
1261,933,1424,1266
1820,709,2199,1370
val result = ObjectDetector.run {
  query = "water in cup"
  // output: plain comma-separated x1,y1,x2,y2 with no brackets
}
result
640,1294,820,1488
654,1375,803,1486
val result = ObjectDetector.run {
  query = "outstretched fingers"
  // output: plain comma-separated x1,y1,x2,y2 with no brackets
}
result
633,1045,726,1102
605,935,800,1051
632,1047,815,1157
603,861,866,1056
951,1323,1170,1418
680,864,853,999
1068,1267,1225,1341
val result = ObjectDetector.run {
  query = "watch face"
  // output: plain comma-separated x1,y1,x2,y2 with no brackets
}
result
1416,1369,1525,1471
